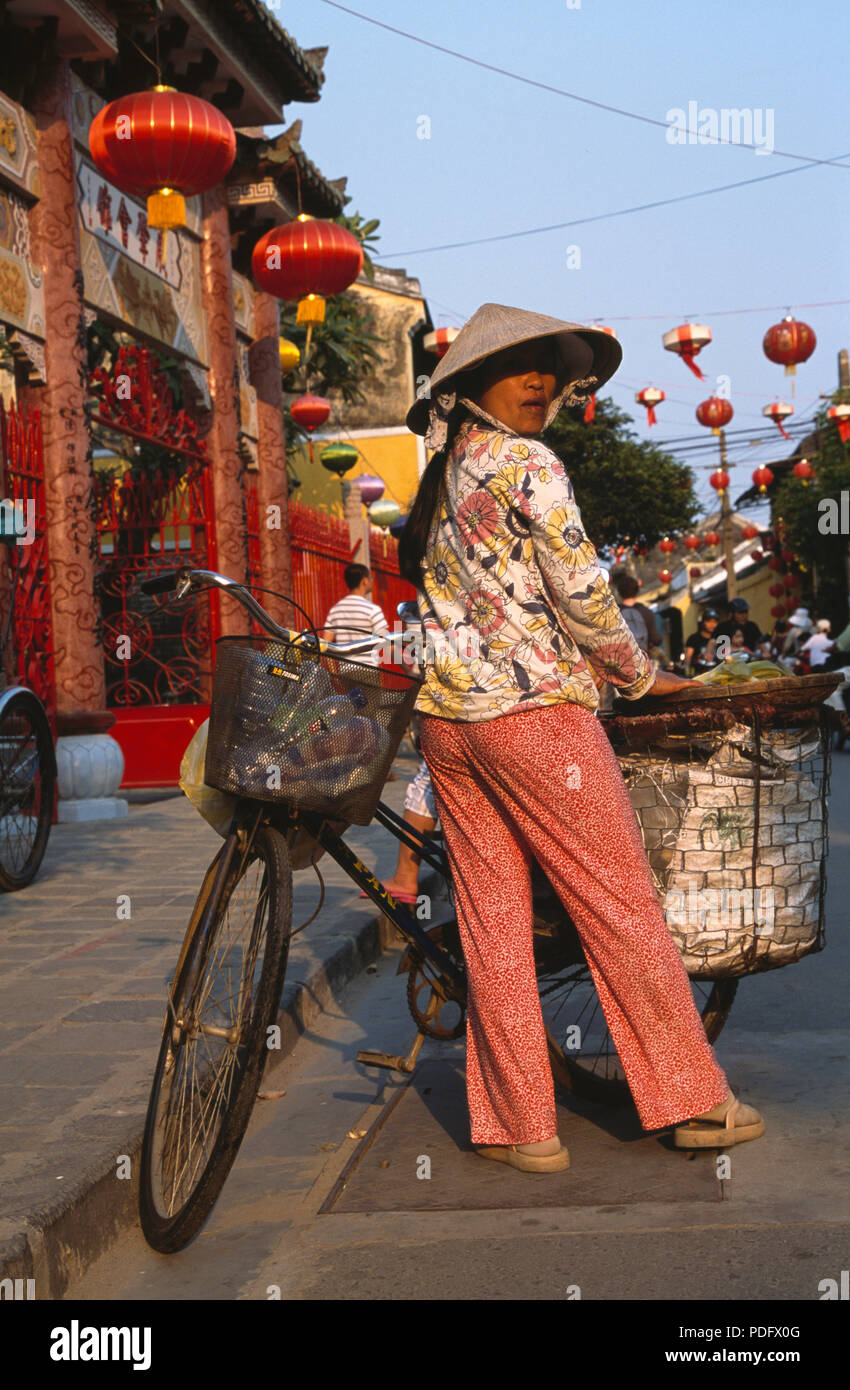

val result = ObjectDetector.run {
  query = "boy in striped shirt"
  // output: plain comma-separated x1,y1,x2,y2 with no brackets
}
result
322,563,390,666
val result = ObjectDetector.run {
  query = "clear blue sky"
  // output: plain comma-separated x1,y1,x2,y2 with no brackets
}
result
272,0,848,517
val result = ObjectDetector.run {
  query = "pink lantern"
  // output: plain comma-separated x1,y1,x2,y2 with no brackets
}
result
354,474,385,506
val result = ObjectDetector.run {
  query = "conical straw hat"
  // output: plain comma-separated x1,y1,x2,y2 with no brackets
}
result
407,302,622,435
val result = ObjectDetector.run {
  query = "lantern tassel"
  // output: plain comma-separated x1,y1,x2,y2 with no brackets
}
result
647,405,657,426
584,395,596,424
681,352,705,380
774,422,792,441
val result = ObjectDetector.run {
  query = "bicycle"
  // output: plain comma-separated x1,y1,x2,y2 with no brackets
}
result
0,531,56,892
137,566,738,1254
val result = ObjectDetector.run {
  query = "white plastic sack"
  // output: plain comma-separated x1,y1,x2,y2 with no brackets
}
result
179,718,237,838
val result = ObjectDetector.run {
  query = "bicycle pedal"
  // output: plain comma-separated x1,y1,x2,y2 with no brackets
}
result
356,1048,414,1073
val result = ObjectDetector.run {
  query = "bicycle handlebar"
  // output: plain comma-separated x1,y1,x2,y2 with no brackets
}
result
137,567,384,657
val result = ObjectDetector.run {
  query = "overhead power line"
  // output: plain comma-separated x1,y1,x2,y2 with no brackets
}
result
319,1,849,172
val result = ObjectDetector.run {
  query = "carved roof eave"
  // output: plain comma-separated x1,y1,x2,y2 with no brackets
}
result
230,131,345,220
108,0,323,108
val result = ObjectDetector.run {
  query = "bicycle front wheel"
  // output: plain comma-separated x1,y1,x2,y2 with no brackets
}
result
140,822,292,1253
0,690,55,892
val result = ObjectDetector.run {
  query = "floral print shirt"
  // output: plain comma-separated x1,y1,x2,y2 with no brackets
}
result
415,414,656,721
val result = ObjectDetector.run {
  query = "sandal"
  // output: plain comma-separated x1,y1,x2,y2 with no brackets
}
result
474,1142,571,1173
673,1095,765,1149
358,888,419,903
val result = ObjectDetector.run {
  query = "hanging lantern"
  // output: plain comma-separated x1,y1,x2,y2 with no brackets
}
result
763,401,794,440
771,604,787,619
663,323,712,379
279,338,301,374
697,398,734,435
750,548,764,562
636,387,665,426
769,582,784,598
658,568,672,585
781,548,795,564
763,315,816,377
741,523,759,540
290,394,331,432
783,572,798,589
684,534,701,552
423,327,460,357
89,87,236,231
767,554,783,571
658,536,676,554
368,499,401,530
704,530,721,547
354,475,385,506
251,215,364,324
828,403,850,443
793,458,815,486
689,566,702,579
709,468,731,494
753,465,774,494
320,442,359,476
582,327,616,424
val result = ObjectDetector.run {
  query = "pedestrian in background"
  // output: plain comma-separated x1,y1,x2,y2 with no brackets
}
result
321,562,389,667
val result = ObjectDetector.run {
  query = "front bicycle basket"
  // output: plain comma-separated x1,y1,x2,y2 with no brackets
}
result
204,636,422,824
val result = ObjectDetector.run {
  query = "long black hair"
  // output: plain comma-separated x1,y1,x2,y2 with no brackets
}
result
398,392,472,590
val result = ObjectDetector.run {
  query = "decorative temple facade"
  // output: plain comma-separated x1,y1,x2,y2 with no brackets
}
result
0,0,359,812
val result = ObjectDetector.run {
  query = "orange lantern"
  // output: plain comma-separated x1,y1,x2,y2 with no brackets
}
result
793,458,815,486
89,87,236,230
658,569,672,585
704,530,720,547
763,401,794,440
753,466,774,494
697,398,734,435
828,404,850,443
252,215,364,324
658,536,676,554
636,387,665,426
663,323,712,380
709,469,730,494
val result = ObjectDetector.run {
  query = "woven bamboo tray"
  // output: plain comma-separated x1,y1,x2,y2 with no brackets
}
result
607,672,842,746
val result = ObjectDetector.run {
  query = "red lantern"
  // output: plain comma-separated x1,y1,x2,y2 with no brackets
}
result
89,86,236,230
636,387,664,426
741,523,759,540
750,549,764,562
769,582,784,597
781,548,795,564
793,458,815,485
753,466,775,494
762,401,794,440
252,215,363,323
767,555,783,570
783,573,798,589
689,566,701,579
763,315,816,377
697,398,734,435
771,604,787,619
709,469,731,493
684,534,701,551
290,394,331,431
704,530,721,547
828,403,850,443
663,323,712,380
658,568,672,585
658,536,676,554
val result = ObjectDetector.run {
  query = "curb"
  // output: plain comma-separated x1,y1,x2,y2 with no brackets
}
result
0,896,426,1299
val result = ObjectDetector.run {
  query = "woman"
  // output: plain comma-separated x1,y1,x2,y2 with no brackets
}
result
399,303,763,1173
683,607,721,674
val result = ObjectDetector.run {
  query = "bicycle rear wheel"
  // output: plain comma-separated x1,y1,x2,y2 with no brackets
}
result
0,690,55,892
140,820,292,1253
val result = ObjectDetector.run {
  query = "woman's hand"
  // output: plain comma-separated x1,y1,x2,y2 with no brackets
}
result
647,668,703,696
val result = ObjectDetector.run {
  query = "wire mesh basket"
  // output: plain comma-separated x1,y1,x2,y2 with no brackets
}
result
204,636,422,825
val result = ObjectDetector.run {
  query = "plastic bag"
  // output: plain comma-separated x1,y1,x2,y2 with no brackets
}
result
179,718,238,838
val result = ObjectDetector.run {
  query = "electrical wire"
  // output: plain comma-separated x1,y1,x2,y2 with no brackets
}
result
319,1,849,171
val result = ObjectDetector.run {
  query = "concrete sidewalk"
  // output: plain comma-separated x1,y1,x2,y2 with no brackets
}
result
0,749,432,1296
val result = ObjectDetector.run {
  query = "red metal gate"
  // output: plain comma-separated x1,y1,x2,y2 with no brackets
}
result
370,527,415,628
90,344,218,786
0,399,56,716
290,501,357,631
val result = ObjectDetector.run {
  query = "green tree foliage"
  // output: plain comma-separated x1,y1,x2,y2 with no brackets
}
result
543,397,700,553
771,393,850,625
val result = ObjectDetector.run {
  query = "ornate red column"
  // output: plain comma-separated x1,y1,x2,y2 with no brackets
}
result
21,60,126,819
249,290,293,629
23,60,104,717
200,186,249,633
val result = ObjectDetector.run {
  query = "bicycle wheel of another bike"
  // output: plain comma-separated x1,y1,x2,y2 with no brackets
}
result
539,955,738,1107
0,691,55,893
140,823,292,1253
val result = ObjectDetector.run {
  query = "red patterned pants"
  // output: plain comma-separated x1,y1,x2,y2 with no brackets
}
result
419,703,730,1144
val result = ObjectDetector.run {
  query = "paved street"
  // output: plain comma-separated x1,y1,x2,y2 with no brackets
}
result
54,749,850,1302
